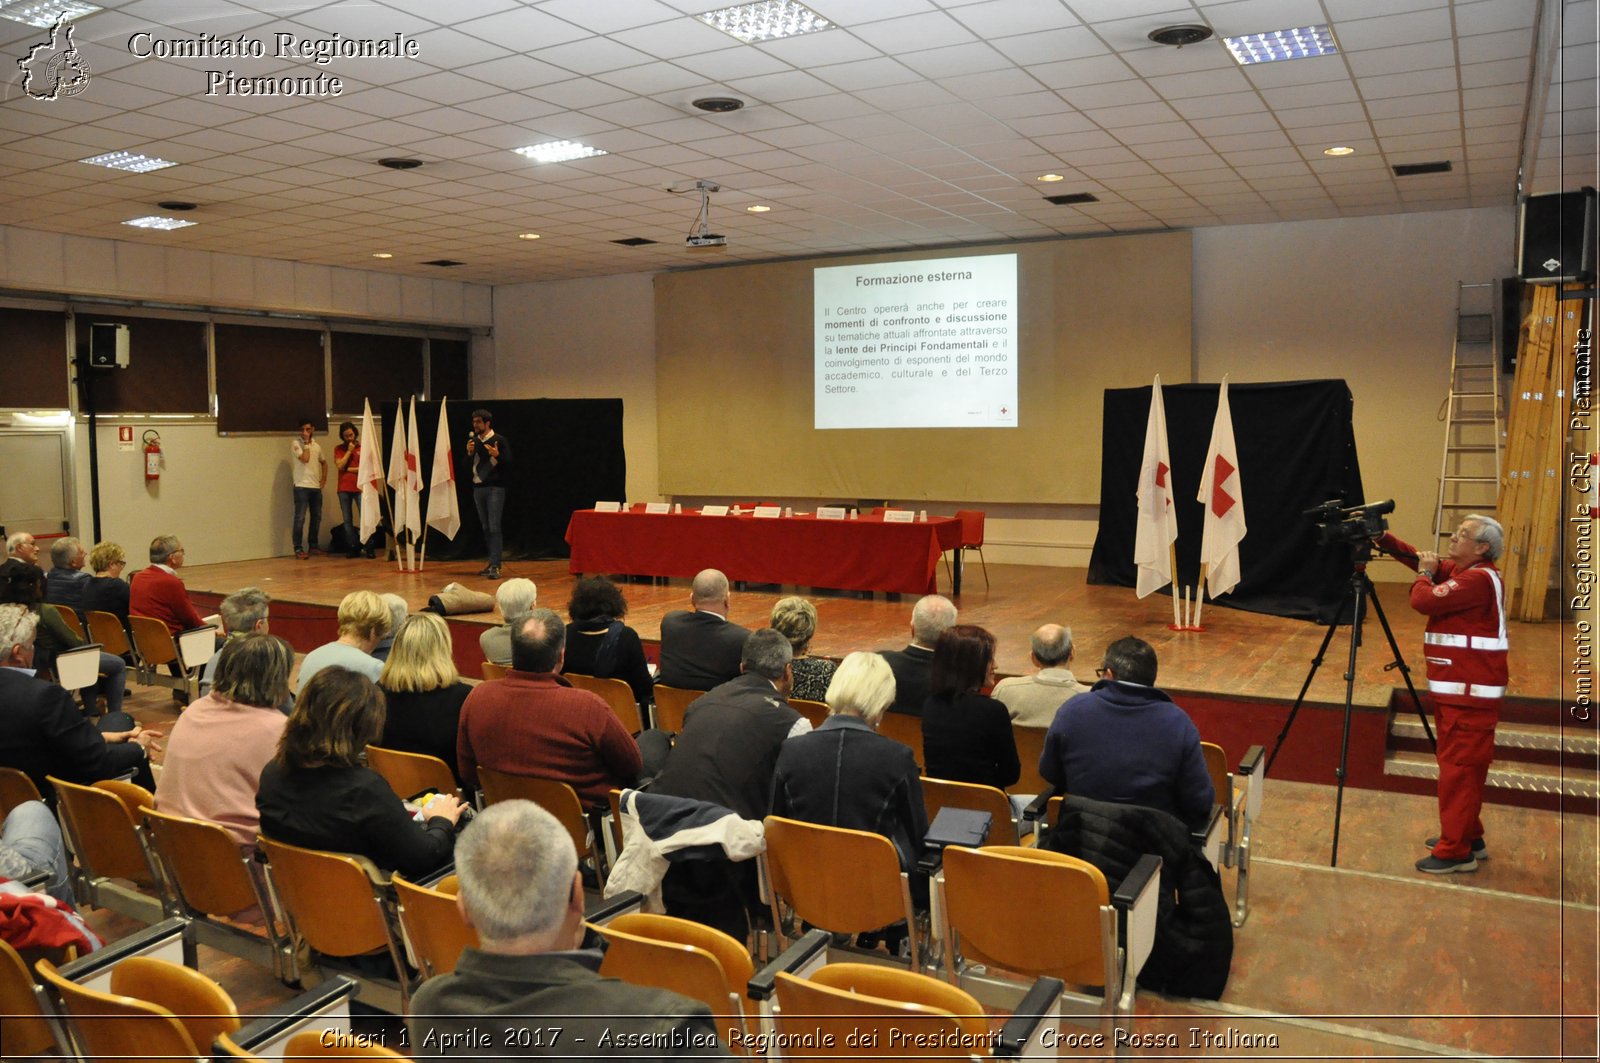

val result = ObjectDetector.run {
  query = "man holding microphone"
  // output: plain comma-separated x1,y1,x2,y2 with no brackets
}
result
466,408,510,580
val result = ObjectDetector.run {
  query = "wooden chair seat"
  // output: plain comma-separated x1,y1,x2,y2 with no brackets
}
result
773,962,989,1057
593,912,756,1050
46,775,166,924
37,954,239,1063
366,745,459,800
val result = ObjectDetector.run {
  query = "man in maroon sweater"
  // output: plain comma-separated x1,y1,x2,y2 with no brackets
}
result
457,608,643,806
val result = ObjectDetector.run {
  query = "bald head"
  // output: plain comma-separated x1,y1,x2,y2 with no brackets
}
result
1031,624,1073,668
690,569,731,614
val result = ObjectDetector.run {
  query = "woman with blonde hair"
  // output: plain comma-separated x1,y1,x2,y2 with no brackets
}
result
769,595,835,702
378,612,473,783
79,541,131,622
294,589,390,692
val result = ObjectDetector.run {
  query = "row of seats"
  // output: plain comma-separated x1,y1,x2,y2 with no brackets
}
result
52,608,216,704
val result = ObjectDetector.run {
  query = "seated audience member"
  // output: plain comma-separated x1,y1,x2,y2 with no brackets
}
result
199,587,272,699
79,541,132,622
407,800,728,1060
256,667,466,878
0,604,155,799
479,578,537,667
378,613,473,783
0,799,77,906
457,608,646,806
992,623,1090,727
1040,636,1214,831
294,589,391,692
561,576,653,709
44,537,90,611
769,596,836,702
771,652,928,877
5,532,39,565
0,562,127,718
129,535,205,634
878,594,957,716
657,569,750,691
922,624,1020,791
156,634,292,849
371,592,409,662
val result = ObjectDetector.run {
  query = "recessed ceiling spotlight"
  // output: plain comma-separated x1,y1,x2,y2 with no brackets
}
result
1037,174,1065,183
1147,25,1214,47
1323,146,1355,157
517,232,541,240
1224,25,1338,65
0,1,102,29
81,151,176,173
692,97,745,113
745,204,770,213
122,215,195,230
378,157,423,170
371,252,393,259
699,0,830,43
513,140,607,164
156,200,196,211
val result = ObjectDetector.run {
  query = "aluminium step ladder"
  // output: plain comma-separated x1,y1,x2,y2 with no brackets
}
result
1432,281,1503,544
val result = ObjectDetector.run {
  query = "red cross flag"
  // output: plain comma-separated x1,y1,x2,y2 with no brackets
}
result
357,399,385,544
1196,378,1246,598
1134,375,1178,598
426,399,461,540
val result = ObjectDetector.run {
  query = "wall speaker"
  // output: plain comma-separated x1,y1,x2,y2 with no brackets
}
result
1517,188,1596,283
89,322,130,368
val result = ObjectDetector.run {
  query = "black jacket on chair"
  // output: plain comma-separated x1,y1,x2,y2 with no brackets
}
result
1040,793,1233,1000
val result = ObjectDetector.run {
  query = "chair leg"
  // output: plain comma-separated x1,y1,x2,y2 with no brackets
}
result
976,546,989,589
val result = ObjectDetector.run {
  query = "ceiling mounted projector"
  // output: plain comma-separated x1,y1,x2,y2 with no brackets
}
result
685,179,726,250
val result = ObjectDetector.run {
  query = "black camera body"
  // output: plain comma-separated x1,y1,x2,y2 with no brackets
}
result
1307,498,1395,546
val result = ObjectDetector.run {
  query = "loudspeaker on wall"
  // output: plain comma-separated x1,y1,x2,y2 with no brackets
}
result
1517,188,1596,284
89,322,130,368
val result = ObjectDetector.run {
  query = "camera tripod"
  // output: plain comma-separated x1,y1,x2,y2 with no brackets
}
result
1268,543,1435,867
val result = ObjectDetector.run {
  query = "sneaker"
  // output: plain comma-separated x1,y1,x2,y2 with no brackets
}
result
1416,853,1478,874
1424,836,1488,860
308,546,322,556
295,551,309,560
363,547,376,559
486,566,502,580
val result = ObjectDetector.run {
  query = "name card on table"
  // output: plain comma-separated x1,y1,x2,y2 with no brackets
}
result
595,501,623,512
753,506,783,519
882,509,916,523
644,502,672,514
700,505,730,516
816,506,847,520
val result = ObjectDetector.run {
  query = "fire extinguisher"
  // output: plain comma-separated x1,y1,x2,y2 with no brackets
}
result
143,430,162,482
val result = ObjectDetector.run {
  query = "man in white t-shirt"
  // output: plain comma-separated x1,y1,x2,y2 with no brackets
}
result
290,418,326,560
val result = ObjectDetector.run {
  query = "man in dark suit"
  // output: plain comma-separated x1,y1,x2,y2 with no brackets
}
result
0,604,156,799
878,594,957,716
657,569,750,691
43,537,90,612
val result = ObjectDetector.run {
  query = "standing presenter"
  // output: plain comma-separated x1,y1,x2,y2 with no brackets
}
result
290,418,326,561
466,408,510,581
1379,515,1509,875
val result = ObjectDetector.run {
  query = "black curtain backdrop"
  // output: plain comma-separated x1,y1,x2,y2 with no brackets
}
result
1087,380,1366,622
377,398,625,562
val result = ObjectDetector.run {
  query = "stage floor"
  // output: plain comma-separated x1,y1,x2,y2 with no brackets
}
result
183,553,1565,707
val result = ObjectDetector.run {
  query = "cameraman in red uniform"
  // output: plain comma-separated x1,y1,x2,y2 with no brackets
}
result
1379,514,1508,874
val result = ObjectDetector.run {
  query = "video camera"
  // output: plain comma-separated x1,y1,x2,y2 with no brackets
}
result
1306,498,1395,546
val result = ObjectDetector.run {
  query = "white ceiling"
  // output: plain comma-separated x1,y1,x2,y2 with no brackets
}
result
1,0,1593,286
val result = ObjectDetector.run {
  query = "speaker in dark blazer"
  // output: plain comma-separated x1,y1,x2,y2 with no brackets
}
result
1518,188,1596,283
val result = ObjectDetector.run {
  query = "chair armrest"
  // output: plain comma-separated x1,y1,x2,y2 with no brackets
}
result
1192,802,1225,867
55,917,189,983
1111,854,1161,980
222,976,358,1054
1238,744,1265,820
583,890,643,924
747,928,830,1002
1020,786,1059,823
914,848,944,877
995,976,1065,1058
17,869,50,891
416,862,456,889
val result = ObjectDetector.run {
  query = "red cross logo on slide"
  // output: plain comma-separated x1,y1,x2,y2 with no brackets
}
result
1209,455,1236,517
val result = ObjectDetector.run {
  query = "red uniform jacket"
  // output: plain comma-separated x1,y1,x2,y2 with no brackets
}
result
1382,533,1508,706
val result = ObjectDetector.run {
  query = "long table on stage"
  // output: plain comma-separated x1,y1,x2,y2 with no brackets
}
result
566,509,964,595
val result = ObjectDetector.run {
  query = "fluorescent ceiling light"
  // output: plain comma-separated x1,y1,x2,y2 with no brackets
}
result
517,232,541,240
81,151,177,173
371,252,393,258
745,205,770,213
1037,174,1065,182
1323,146,1355,157
512,140,606,164
699,0,831,43
1223,25,1337,65
0,1,101,28
122,215,195,230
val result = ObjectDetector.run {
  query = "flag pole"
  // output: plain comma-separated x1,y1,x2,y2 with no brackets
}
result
1168,544,1181,629
1194,562,1209,630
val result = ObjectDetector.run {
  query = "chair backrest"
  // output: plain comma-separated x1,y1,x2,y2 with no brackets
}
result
954,509,985,548
941,844,1110,987
284,1029,408,1059
256,835,391,959
773,963,987,1057
565,672,644,734
603,912,755,1026
128,614,182,669
86,611,133,658
475,768,593,863
140,807,264,919
37,955,239,1063
874,711,923,768
594,915,751,1050
1201,741,1229,805
787,697,829,730
763,817,910,935
56,608,87,641
650,685,702,733
920,777,1019,846
1012,725,1050,796
365,745,459,800
0,767,43,817
392,873,478,979
47,776,159,886
480,660,509,681
0,938,59,1056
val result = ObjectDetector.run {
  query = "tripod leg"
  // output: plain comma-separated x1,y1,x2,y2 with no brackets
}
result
1267,615,1343,772
1364,576,1436,748
1329,582,1367,868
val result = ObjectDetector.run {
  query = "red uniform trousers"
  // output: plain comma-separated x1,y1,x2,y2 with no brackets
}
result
1431,696,1499,859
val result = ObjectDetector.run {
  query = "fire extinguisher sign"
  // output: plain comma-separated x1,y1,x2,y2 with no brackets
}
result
117,426,134,452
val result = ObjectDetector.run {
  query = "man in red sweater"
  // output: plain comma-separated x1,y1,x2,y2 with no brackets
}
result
457,608,644,806
128,534,204,634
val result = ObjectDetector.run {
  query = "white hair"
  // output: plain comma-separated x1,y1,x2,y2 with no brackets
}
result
455,801,577,943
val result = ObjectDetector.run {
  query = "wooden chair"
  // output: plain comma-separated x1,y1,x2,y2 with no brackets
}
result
37,954,240,1063
762,816,921,969
875,710,923,769
212,975,359,1060
650,684,702,733
85,610,134,658
56,608,87,641
1201,741,1264,927
1011,725,1049,798
0,938,64,1057
772,962,989,1057
921,776,1024,846
283,1029,408,1059
365,745,459,800
46,775,168,925
480,660,509,681
140,807,295,980
593,912,756,1051
127,614,200,699
256,834,412,1014
565,672,644,734
788,697,829,730
0,766,43,817
476,768,605,886
392,872,478,980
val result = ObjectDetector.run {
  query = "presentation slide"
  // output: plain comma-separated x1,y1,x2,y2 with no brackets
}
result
814,253,1018,429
